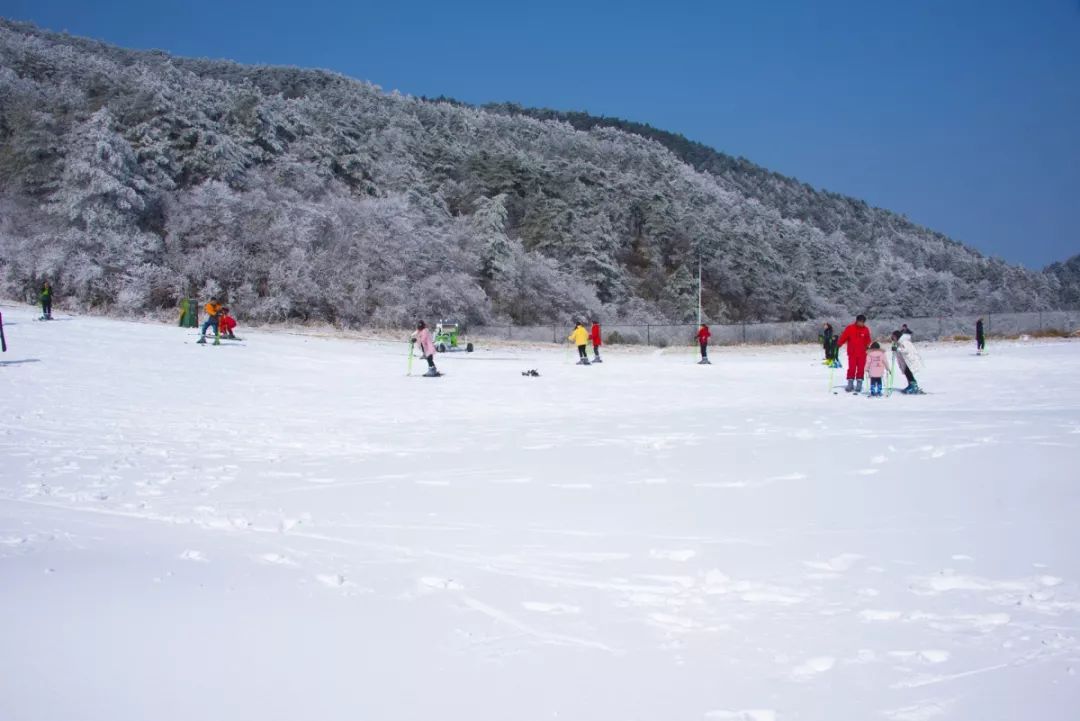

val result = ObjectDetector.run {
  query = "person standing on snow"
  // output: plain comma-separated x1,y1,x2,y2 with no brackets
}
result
821,322,835,363
40,281,53,320
865,342,890,397
568,321,590,365
696,323,711,364
197,298,223,344
891,329,924,394
975,318,986,354
412,321,441,377
590,320,603,363
836,314,872,393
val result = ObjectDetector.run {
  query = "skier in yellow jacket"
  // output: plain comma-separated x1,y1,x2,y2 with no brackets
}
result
568,321,590,365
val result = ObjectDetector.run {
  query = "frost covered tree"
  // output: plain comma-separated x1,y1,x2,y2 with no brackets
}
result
0,18,1069,324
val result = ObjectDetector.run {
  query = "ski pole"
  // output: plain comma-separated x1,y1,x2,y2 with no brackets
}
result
887,348,896,396
407,340,415,376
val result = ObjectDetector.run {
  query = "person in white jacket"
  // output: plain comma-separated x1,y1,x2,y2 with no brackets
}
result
890,329,924,394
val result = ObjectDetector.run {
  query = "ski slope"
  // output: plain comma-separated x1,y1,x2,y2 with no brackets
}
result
2,304,1079,721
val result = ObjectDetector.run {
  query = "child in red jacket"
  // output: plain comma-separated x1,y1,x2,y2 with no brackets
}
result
219,308,238,339
590,320,603,363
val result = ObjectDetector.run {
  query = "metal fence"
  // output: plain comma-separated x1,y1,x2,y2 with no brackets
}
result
466,310,1080,348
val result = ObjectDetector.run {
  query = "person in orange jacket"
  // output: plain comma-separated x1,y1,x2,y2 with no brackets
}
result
836,314,872,392
696,323,711,365
197,298,223,344
590,320,603,363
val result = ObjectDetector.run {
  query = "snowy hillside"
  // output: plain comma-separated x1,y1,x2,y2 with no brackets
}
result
1,305,1079,721
0,19,1064,327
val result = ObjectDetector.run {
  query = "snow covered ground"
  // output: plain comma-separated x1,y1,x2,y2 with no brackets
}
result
2,303,1079,721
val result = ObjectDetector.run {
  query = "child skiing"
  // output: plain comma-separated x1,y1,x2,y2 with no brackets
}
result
40,281,53,320
865,342,890,397
568,321,590,365
891,329,924,394
412,321,441,377
696,323,711,364
836,314,872,393
197,298,223,344
219,308,238,339
590,320,603,363
976,318,985,354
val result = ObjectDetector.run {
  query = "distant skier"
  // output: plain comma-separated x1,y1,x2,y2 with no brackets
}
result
836,314,872,393
40,280,53,320
590,320,603,363
865,342,890,397
568,321,590,365
197,298,223,344
412,321,441,377
219,308,238,339
821,323,834,363
696,323,711,364
975,318,985,354
891,329,924,394
899,323,913,338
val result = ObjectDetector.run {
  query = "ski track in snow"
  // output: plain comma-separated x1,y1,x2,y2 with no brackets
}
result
2,305,1080,721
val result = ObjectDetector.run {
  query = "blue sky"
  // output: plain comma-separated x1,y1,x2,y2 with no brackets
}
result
3,0,1078,267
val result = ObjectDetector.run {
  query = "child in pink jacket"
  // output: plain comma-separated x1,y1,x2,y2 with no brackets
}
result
411,321,441,377
865,341,889,397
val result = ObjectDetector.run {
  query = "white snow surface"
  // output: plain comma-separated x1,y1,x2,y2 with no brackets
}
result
2,304,1079,720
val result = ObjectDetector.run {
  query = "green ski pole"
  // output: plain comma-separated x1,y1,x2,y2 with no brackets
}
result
407,340,415,376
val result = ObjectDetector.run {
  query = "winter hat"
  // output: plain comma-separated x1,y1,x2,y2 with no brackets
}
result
890,330,901,340
870,341,880,349
417,321,426,330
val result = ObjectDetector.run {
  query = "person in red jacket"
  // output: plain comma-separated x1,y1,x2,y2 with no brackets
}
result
590,320,603,363
836,314,872,393
696,323,711,365
219,308,238,339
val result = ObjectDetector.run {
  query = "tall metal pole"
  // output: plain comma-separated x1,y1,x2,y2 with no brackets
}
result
697,257,702,325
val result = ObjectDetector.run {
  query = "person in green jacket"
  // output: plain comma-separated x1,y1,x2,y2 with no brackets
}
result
40,281,53,320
